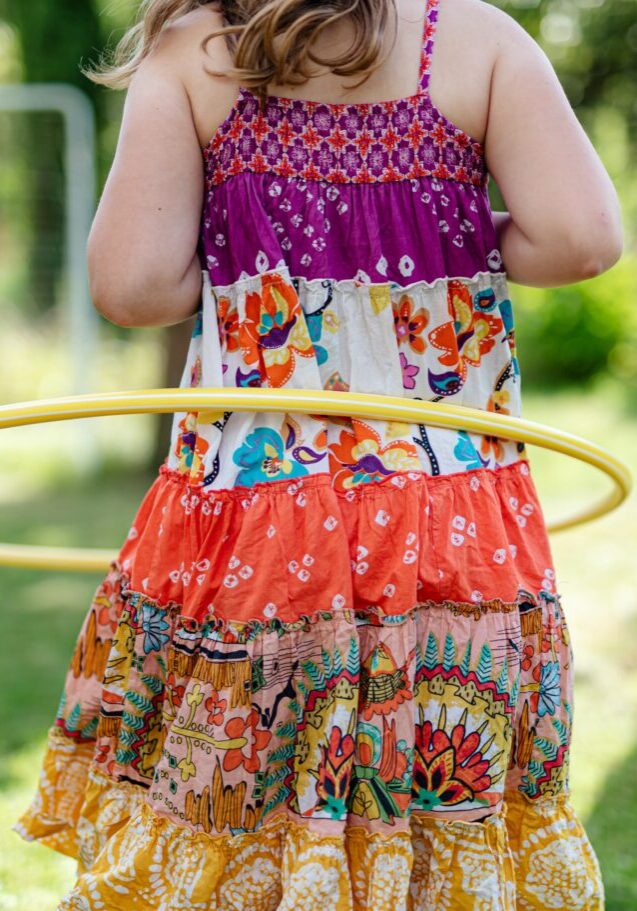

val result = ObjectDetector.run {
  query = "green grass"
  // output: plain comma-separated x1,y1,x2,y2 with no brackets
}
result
522,379,637,910
0,466,158,909
1,379,636,909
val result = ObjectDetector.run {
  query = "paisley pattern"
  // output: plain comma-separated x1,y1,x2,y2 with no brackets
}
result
13,0,604,906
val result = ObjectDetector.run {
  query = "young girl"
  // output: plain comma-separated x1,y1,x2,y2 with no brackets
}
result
14,0,622,908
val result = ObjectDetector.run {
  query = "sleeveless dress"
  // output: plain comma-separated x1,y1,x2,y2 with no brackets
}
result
13,1,605,908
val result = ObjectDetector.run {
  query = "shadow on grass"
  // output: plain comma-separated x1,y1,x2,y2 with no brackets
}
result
586,742,637,911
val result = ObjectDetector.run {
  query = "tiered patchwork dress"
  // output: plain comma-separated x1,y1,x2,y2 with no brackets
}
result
14,0,605,907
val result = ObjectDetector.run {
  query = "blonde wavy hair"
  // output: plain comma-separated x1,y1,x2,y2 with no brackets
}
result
83,0,398,99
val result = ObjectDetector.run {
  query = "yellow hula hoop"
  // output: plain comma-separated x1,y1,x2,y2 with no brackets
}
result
0,387,632,573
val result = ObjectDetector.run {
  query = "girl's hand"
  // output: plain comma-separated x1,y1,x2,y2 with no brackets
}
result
87,13,223,328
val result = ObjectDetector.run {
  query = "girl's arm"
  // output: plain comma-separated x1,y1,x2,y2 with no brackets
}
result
87,24,208,328
484,5,623,288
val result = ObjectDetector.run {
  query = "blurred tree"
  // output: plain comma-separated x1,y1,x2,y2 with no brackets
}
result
499,0,637,136
511,255,637,390
0,0,105,315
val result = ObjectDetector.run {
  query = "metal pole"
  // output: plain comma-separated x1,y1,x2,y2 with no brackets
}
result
0,82,99,474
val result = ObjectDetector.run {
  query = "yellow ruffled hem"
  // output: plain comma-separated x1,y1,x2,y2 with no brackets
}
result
505,789,605,910
12,726,145,874
54,799,518,911
14,728,604,910
12,726,95,862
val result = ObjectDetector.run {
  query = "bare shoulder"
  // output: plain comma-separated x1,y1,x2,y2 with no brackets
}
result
138,3,228,73
159,4,224,46
441,0,546,77
140,3,240,147
468,0,550,67
427,0,517,144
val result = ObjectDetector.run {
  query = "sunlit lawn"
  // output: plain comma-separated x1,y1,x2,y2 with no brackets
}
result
522,379,637,911
0,364,636,909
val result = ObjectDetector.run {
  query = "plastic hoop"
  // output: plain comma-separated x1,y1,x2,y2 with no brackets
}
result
0,387,632,573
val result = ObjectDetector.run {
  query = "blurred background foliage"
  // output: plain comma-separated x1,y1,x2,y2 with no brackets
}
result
489,0,637,397
0,1,636,909
0,0,636,396
1,0,637,401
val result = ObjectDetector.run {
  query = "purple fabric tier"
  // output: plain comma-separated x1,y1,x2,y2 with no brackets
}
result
199,172,502,287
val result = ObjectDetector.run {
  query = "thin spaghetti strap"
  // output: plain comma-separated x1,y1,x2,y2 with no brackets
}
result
419,0,441,94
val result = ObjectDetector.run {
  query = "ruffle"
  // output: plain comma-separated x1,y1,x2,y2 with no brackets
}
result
14,560,563,842
56,799,513,911
116,459,557,627
13,554,603,909
204,269,517,409
13,726,144,874
14,576,572,847
185,264,521,456
505,790,604,910
83,584,533,821
16,740,602,911
12,460,601,909
12,725,96,861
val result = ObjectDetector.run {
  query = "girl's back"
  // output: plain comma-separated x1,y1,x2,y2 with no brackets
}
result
14,2,620,909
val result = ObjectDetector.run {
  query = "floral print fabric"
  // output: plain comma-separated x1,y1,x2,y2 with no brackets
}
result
168,269,523,487
13,547,603,909
13,0,604,906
